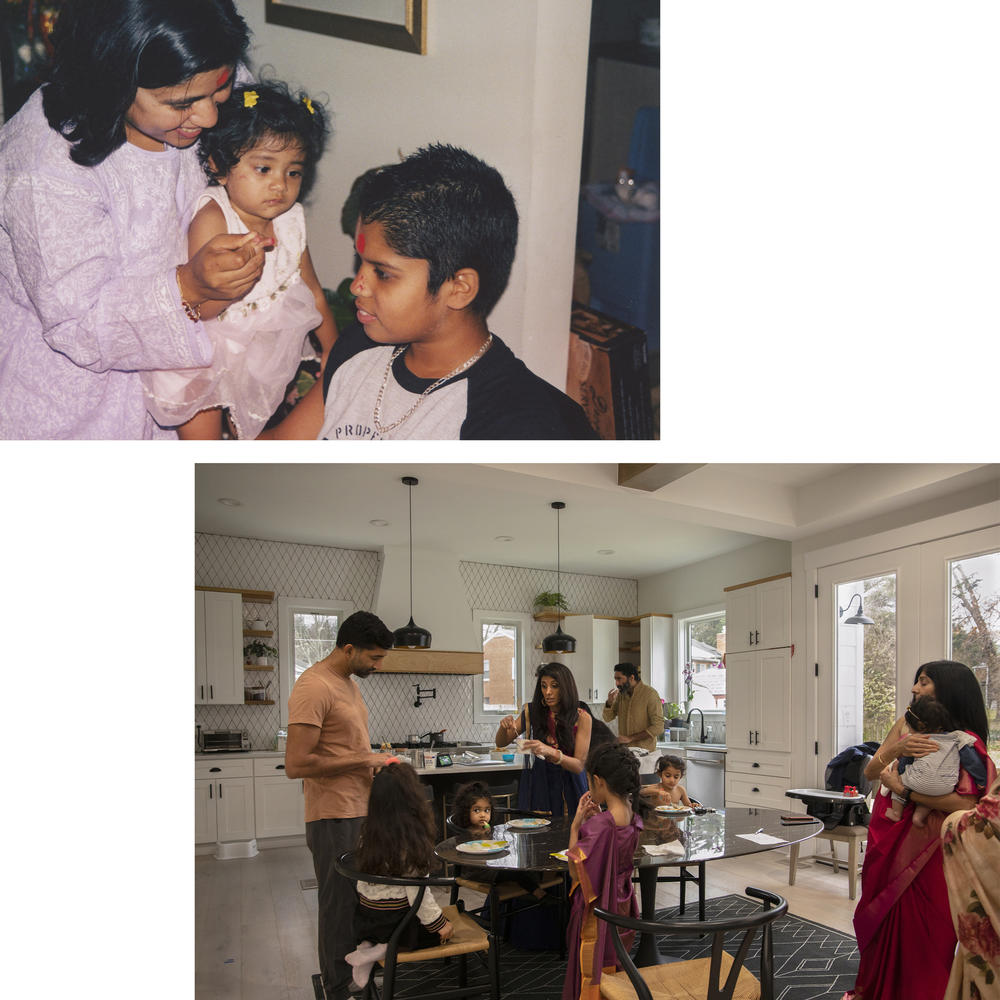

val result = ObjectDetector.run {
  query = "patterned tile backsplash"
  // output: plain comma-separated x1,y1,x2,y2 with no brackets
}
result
195,533,637,751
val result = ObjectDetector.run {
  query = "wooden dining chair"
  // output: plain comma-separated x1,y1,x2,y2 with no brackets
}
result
444,814,567,957
335,852,499,1000
594,887,787,1000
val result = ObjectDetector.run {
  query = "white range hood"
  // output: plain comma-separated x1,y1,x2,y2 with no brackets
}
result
376,544,478,651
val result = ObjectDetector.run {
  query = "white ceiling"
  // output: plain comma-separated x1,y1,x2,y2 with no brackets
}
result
194,463,1000,579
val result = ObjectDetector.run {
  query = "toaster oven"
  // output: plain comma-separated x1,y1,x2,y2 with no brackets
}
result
200,729,250,753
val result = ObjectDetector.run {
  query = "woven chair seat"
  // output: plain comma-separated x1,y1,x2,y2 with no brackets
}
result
387,905,489,964
598,950,761,1000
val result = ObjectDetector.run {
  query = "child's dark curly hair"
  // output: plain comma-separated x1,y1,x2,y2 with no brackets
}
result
585,742,647,817
656,754,686,776
452,781,493,831
197,80,329,200
355,762,436,877
905,696,956,734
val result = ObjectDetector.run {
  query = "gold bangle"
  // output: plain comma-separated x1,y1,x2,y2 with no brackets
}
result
556,750,563,765
175,265,201,323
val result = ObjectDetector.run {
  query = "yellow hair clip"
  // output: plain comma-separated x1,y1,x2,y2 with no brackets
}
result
243,90,259,109
302,97,315,115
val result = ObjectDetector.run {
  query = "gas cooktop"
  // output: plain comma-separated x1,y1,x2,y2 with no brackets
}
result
372,741,459,750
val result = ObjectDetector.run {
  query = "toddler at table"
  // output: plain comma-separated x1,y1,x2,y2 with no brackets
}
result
640,753,698,809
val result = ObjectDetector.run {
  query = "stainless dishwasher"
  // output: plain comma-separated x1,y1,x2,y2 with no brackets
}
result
685,749,726,810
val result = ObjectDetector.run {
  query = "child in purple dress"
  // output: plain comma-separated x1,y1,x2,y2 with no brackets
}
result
563,742,644,1000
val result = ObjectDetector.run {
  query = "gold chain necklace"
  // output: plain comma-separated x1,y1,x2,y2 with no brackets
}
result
372,335,493,438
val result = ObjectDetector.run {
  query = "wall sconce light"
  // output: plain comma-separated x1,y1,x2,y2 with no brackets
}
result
839,593,875,625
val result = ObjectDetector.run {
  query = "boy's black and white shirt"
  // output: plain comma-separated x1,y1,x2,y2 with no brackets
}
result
319,324,597,440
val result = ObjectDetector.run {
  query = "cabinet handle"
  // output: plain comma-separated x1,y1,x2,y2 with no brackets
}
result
748,730,752,745
748,630,754,646
754,730,760,744
200,685,204,700
275,764,285,771
752,786,760,793
754,630,760,645
209,784,213,799
752,762,760,768
218,783,223,798
209,767,221,772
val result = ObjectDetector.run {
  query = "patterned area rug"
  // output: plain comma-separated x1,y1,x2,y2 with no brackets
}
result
328,894,859,999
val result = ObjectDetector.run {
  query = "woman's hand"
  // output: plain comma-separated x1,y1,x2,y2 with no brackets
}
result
521,739,550,760
896,732,940,759
181,231,272,305
438,920,454,942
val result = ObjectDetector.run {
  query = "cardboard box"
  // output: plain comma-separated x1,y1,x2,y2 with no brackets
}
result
567,303,655,440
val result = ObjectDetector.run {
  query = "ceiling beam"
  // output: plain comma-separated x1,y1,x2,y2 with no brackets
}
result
618,464,706,492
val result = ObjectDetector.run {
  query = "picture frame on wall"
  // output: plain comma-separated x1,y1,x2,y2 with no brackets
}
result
264,0,427,55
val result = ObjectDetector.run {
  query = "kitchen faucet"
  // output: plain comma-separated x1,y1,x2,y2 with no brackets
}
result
686,708,706,743
419,729,446,747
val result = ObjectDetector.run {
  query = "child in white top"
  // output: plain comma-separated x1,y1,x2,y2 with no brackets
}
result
142,81,336,438
640,754,697,809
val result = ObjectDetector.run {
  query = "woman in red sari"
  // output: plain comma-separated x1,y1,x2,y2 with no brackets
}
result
562,742,644,1000
845,660,996,1000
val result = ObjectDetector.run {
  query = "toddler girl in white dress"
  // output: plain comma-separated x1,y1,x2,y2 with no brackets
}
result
142,81,336,438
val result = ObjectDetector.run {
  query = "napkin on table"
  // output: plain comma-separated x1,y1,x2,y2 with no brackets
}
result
736,833,786,846
643,841,685,857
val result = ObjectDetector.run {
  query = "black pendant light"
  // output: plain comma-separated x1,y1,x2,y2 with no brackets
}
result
542,501,576,654
393,476,432,649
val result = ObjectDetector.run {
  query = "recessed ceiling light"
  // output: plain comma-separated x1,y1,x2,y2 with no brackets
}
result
217,497,242,507
494,535,514,542
369,519,389,527
597,548,615,555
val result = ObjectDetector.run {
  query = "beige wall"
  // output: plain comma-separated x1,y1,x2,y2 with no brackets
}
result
237,1,592,388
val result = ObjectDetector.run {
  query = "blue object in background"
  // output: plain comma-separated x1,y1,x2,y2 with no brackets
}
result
576,106,660,354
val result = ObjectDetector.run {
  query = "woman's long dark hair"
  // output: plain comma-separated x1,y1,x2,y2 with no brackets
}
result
585,742,646,817
42,0,249,166
914,660,989,744
527,662,581,755
356,763,436,877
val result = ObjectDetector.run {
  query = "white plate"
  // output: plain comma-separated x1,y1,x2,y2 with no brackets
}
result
655,805,692,815
456,840,509,855
506,817,551,829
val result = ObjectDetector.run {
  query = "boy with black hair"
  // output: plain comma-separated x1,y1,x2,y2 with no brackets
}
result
262,143,598,440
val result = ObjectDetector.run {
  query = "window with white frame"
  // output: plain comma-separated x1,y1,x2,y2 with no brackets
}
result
278,597,354,725
675,607,727,714
473,610,530,725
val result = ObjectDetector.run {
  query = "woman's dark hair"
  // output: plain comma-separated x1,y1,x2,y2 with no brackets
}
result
42,0,249,166
356,763,436,877
585,742,645,817
905,696,955,734
656,754,686,776
913,661,989,744
198,81,330,201
357,143,518,317
452,781,492,831
527,662,581,756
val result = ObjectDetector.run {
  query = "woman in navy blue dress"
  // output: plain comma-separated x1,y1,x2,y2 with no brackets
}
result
496,662,593,817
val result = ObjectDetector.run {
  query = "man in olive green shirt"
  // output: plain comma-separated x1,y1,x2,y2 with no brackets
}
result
602,662,663,752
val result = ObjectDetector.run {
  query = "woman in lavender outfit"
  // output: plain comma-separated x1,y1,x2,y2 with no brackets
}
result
0,0,267,439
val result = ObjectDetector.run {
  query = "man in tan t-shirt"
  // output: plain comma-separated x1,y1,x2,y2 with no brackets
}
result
286,611,394,1000
602,661,664,752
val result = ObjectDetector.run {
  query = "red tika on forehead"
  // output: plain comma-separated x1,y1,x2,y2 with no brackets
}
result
356,232,366,254
217,67,232,88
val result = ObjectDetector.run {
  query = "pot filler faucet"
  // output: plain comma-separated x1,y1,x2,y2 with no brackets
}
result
686,708,706,743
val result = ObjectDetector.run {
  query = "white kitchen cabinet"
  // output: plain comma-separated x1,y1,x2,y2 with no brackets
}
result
725,748,791,810
195,759,255,843
195,590,243,705
561,615,619,702
725,648,791,752
253,758,305,838
724,576,790,653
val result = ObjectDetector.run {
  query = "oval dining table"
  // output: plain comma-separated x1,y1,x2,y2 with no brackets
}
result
435,806,823,967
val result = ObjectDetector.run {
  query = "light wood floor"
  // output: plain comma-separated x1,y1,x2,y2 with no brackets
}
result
195,841,859,999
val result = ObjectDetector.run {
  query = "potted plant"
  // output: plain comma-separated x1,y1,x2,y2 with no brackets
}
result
244,640,278,666
532,590,569,617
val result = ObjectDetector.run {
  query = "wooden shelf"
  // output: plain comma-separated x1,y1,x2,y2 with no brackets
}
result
535,612,672,623
196,585,275,604
244,699,275,705
379,649,484,675
244,665,274,671
243,629,273,638
532,611,564,622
